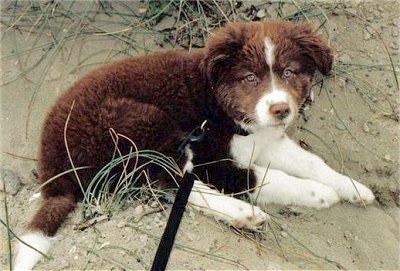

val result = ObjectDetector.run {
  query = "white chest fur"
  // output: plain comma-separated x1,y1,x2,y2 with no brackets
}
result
229,126,286,168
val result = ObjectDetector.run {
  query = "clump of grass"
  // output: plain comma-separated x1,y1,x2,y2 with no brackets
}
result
80,129,182,221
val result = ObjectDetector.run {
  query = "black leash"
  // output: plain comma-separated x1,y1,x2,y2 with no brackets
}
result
150,120,249,270
151,121,208,270
150,173,196,271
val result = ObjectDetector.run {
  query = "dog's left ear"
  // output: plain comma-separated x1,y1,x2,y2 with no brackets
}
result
293,23,334,75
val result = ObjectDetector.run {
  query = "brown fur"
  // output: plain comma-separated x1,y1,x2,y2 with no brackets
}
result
28,21,333,236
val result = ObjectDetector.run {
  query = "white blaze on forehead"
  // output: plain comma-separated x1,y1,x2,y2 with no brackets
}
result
264,36,278,90
264,37,275,67
262,36,289,106
251,37,292,126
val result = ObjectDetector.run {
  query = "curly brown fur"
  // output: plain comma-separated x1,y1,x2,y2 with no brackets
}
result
27,20,332,239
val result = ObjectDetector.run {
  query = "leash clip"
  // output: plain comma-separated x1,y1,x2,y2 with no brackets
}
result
188,120,207,142
177,120,208,157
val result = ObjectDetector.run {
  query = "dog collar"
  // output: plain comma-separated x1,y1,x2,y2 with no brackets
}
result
177,120,250,158
234,125,250,136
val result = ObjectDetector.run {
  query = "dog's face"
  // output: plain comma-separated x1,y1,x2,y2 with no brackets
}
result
201,21,333,132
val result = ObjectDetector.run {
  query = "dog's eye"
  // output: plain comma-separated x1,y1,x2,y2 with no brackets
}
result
244,73,257,84
283,68,294,79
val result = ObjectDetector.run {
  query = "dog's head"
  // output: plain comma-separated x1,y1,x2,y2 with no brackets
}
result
201,21,333,132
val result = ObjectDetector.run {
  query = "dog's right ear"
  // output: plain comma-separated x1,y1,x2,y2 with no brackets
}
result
200,23,261,86
200,23,243,86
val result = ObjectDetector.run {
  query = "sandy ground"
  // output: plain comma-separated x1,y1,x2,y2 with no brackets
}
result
1,1,399,270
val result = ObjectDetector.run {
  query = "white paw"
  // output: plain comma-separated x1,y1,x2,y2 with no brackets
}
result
227,202,269,230
13,231,52,271
336,179,375,205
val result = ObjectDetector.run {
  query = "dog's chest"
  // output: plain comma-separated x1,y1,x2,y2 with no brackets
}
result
229,127,285,168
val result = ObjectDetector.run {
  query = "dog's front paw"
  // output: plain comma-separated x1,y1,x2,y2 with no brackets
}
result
229,204,269,230
301,183,340,209
337,179,375,205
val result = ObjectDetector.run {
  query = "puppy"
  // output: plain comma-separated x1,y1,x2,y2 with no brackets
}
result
14,20,375,270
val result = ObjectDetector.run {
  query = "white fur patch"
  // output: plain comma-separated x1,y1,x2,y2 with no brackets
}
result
182,145,194,173
252,37,295,126
264,37,278,92
229,127,279,168
254,134,375,206
29,192,41,202
250,165,340,208
189,180,268,230
13,231,52,271
264,37,275,67
230,126,288,173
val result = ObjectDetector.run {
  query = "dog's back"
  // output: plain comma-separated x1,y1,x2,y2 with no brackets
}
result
14,49,208,270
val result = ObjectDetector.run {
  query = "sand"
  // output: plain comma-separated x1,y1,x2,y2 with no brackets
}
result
1,1,399,270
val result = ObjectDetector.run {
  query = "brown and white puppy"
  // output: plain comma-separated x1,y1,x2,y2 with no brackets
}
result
14,21,374,270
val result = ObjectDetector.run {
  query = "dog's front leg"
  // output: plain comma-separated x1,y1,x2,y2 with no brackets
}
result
249,165,340,208
188,180,268,230
182,145,268,230
255,134,375,205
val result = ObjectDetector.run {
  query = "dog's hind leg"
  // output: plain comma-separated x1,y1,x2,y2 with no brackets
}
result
13,98,192,270
13,192,76,271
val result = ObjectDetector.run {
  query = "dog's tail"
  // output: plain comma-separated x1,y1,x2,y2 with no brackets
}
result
13,192,76,271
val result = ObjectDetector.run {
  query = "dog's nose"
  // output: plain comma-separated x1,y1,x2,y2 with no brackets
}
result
270,103,290,120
